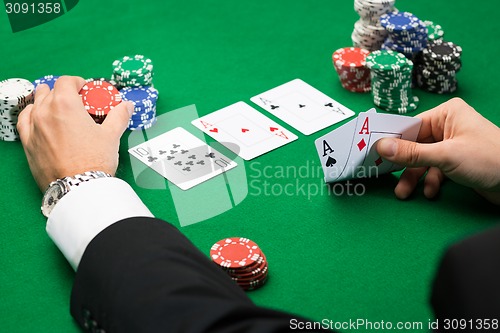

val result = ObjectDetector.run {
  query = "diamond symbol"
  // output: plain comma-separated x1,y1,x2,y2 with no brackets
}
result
375,157,383,166
357,139,366,151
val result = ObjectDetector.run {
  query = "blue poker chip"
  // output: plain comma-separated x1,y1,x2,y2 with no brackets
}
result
131,108,156,121
128,116,157,131
120,86,158,108
380,12,420,32
33,75,60,90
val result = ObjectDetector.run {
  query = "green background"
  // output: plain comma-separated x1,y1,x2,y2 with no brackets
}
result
1,0,499,331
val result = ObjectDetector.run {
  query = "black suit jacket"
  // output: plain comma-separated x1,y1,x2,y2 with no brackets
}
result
70,217,500,332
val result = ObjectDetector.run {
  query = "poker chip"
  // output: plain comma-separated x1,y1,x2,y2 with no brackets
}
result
79,80,122,121
32,75,60,90
120,86,159,131
366,50,419,114
332,47,371,92
380,12,428,60
112,55,154,88
351,0,396,51
210,237,269,291
423,21,444,41
415,39,462,94
0,78,35,142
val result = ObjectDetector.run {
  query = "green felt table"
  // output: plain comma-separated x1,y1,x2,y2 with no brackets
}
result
1,0,499,331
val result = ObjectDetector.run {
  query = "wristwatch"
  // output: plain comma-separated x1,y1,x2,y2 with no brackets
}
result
41,171,112,218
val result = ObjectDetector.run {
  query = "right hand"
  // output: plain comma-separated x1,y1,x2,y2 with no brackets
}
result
376,98,500,204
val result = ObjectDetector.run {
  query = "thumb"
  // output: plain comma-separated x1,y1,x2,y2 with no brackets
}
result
376,138,444,168
102,101,134,137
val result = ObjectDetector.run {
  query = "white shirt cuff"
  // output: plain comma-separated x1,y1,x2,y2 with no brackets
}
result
46,177,153,270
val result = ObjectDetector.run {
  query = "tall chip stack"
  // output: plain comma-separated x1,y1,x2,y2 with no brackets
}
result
352,0,396,51
112,55,159,130
380,12,428,60
415,40,462,94
0,79,34,141
366,50,419,114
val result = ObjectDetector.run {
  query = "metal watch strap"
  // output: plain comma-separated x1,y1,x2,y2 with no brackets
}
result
62,171,112,187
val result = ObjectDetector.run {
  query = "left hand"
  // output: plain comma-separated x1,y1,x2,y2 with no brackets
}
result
17,76,134,191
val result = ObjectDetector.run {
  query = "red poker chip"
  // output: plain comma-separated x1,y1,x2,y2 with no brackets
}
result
80,80,122,117
210,237,262,269
332,47,370,68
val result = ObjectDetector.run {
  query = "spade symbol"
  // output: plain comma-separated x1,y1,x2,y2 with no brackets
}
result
299,104,305,108
326,156,337,167
270,105,279,110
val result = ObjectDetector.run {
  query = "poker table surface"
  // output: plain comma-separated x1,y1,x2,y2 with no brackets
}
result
1,0,499,331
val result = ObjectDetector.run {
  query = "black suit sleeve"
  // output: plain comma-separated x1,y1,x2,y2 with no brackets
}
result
70,217,325,333
431,225,500,331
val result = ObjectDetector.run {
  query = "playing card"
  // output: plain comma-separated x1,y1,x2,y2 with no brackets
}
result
128,127,238,190
191,101,298,160
352,111,422,176
315,109,422,182
314,116,360,182
250,79,355,135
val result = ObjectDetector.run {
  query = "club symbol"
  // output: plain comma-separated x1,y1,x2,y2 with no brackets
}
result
158,150,167,155
173,144,180,148
205,153,216,158
188,155,196,159
181,149,189,154
170,150,178,154
299,104,305,108
174,161,182,166
166,156,175,160
270,105,279,110
186,161,194,166
324,102,333,108
183,167,191,172
326,156,337,167
147,156,158,163
197,160,205,165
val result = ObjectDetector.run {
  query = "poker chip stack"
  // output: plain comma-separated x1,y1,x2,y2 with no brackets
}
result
79,80,122,124
366,50,419,114
423,21,444,41
380,12,428,60
352,0,396,51
33,75,60,91
210,237,269,291
332,47,371,92
415,40,462,94
0,79,34,141
112,55,154,89
120,86,159,130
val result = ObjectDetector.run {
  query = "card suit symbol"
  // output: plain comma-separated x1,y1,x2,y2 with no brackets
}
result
158,150,167,155
147,156,158,163
170,150,178,154
173,144,180,148
183,167,191,172
206,153,216,158
210,128,218,133
197,160,205,165
186,161,194,166
326,156,337,167
241,128,249,133
188,154,196,159
166,156,175,160
375,157,383,166
181,149,189,154
325,103,333,107
270,127,278,132
357,139,366,151
299,104,305,108
271,105,279,110
174,161,182,166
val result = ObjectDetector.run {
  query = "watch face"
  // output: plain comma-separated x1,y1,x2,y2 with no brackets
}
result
41,182,65,217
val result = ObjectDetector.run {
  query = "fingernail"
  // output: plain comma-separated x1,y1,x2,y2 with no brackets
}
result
378,138,397,157
126,102,134,117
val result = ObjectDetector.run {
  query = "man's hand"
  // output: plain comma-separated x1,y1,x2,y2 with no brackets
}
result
376,98,500,204
17,76,133,191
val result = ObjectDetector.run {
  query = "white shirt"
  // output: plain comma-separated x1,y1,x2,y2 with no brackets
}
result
46,177,153,270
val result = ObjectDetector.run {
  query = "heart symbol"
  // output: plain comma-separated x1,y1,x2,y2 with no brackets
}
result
241,128,249,133
270,127,278,132
210,128,218,133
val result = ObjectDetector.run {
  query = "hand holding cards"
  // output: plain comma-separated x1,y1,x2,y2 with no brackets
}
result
315,109,422,183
